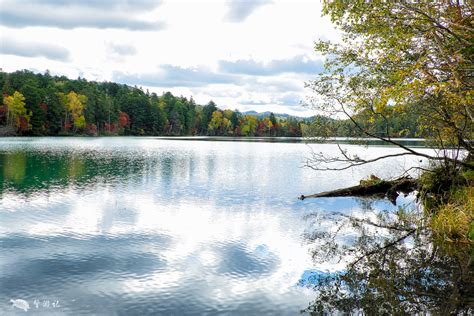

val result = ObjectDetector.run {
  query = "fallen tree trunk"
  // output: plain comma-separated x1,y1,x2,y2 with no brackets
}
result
299,176,418,205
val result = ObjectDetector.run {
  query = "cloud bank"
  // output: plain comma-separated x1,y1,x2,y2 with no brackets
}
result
219,56,323,76
0,37,71,62
0,0,165,30
113,65,238,88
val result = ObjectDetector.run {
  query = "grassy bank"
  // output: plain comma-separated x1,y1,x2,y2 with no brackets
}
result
419,163,474,246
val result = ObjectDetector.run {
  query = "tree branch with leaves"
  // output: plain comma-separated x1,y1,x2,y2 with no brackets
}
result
306,0,473,172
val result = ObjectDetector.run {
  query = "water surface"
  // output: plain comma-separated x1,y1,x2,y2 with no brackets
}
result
0,137,422,314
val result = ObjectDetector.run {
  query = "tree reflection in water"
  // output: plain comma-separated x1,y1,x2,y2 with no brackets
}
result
303,198,474,315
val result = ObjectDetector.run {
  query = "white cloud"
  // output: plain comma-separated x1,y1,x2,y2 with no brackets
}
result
219,55,324,76
0,36,70,62
107,43,138,56
0,0,165,30
225,0,272,22
113,65,238,88
0,0,339,116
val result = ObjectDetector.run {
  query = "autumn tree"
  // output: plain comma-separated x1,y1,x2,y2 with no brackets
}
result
208,110,223,135
57,91,87,133
303,2,474,312
118,111,130,129
257,117,273,136
223,109,235,135
3,91,31,133
208,110,232,135
307,0,473,171
240,115,257,136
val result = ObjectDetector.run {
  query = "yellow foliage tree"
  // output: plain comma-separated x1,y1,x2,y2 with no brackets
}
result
3,91,31,132
57,91,87,132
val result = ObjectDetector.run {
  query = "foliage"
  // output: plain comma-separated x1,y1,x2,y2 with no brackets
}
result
2,91,31,133
0,70,308,137
418,163,474,244
431,186,473,244
57,91,87,132
308,0,473,167
302,2,474,312
208,110,232,135
118,111,130,129
240,115,257,136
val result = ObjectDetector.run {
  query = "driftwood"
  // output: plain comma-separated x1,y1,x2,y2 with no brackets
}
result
299,176,418,205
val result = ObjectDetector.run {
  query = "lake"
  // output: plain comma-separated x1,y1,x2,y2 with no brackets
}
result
0,137,425,314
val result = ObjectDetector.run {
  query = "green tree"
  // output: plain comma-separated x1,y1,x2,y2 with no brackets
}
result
44,84,64,135
20,82,45,135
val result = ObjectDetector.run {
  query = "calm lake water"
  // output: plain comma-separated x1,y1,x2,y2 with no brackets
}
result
0,137,424,315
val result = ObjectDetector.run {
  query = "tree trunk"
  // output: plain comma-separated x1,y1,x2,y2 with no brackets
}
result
299,176,418,205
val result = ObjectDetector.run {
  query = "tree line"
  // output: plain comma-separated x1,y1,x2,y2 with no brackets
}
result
0,70,307,137
0,69,422,138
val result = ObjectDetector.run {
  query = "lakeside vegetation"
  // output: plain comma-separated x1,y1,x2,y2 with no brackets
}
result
303,0,473,314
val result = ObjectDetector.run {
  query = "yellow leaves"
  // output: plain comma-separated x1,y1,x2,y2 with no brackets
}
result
3,91,25,108
74,116,86,129
223,109,233,120
208,110,223,132
223,117,232,130
315,0,473,155
58,91,87,130
3,91,31,130
158,99,166,111
373,96,388,113
208,111,232,134
393,104,406,114
240,115,257,136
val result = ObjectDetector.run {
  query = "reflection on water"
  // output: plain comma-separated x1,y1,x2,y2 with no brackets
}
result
0,137,430,314
3,152,26,184
304,201,474,315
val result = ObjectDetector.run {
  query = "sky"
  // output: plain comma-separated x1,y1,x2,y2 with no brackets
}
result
0,0,339,117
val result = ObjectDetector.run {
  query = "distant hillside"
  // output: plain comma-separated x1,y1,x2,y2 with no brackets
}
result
242,110,311,121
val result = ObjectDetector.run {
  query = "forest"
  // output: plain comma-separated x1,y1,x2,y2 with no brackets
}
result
0,70,420,138
0,70,306,137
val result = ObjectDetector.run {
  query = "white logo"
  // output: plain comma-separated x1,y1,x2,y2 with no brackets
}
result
10,299,30,312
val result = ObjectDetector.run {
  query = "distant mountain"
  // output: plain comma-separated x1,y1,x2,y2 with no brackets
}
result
242,110,311,121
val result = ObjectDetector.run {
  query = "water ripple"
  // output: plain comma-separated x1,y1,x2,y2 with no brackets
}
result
0,137,415,314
